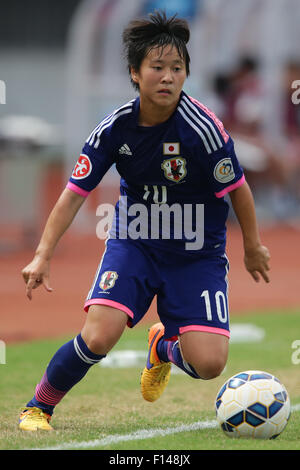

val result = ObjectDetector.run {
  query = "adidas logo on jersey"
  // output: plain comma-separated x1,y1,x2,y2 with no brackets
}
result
119,143,132,156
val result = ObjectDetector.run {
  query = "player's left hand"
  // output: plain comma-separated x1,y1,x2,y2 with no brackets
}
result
244,245,270,283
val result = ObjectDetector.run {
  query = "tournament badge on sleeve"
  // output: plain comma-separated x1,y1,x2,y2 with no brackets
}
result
214,158,235,183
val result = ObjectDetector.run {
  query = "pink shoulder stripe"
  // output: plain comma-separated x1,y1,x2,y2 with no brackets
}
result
215,174,245,198
66,182,90,198
189,96,229,143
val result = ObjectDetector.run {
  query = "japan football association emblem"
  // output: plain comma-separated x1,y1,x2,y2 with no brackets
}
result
99,271,118,291
161,157,187,183
72,154,92,179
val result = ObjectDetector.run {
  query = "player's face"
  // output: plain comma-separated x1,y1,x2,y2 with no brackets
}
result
131,44,187,115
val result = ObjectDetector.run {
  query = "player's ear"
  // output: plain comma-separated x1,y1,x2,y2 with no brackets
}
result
130,67,139,85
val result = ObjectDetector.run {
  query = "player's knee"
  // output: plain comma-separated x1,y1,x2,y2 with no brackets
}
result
81,305,128,355
192,356,226,380
82,332,110,355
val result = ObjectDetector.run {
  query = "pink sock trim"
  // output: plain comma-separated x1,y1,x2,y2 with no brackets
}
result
84,298,134,319
35,373,66,406
179,325,230,338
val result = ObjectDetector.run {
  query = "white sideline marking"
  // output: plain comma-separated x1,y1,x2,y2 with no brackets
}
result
32,404,300,451
34,420,218,450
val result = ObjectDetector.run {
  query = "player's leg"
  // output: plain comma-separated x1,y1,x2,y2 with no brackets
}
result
156,329,228,380
141,325,228,402
81,304,128,354
141,253,230,401
178,330,228,379
19,305,127,431
20,238,159,430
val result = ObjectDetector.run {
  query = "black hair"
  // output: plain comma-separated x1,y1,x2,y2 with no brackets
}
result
122,10,190,90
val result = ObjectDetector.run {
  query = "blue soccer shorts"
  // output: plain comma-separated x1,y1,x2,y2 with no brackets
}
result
84,238,230,340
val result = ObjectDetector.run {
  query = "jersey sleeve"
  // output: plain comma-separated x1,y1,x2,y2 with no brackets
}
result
205,135,245,198
185,95,245,197
66,128,115,198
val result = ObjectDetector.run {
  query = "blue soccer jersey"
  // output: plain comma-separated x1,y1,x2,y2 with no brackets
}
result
67,91,245,256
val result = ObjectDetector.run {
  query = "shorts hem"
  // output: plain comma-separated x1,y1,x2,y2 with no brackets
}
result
179,324,230,338
84,299,134,320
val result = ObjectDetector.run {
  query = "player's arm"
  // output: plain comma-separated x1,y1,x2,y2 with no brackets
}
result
22,188,86,300
229,181,270,283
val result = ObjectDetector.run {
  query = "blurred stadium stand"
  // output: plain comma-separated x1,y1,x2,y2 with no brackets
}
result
0,0,299,253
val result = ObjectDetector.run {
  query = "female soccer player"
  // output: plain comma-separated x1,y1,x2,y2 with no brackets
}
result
19,11,270,431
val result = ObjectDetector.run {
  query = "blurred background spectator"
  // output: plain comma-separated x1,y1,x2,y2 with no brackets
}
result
212,55,298,222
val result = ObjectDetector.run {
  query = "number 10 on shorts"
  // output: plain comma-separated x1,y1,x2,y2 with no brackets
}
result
201,290,228,323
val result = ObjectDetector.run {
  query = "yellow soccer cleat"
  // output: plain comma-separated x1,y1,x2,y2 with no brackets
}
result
141,322,171,402
19,407,53,431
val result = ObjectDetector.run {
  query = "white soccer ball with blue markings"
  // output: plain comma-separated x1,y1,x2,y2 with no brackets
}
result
215,370,290,439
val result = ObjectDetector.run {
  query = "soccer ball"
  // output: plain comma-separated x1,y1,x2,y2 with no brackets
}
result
215,370,290,439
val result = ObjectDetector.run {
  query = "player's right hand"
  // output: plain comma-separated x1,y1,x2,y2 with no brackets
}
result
21,256,53,300
244,244,271,284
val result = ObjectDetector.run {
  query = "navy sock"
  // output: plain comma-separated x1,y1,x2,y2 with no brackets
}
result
156,337,201,379
26,334,105,415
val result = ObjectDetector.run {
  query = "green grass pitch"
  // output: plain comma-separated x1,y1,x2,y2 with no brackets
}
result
0,309,300,451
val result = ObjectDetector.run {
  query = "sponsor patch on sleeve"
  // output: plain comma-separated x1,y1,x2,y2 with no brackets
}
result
72,154,92,180
214,158,235,183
